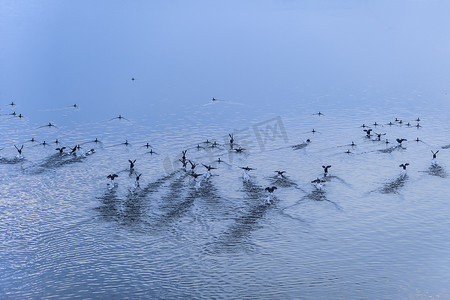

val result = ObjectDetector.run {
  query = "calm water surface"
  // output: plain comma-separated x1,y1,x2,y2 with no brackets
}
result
1,1,450,299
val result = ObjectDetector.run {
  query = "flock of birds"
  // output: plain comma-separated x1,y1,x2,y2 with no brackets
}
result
1,99,447,205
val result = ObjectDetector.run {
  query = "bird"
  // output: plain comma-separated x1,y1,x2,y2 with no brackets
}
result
135,173,142,187
265,186,278,204
311,178,326,190
38,122,57,128
107,174,118,185
202,164,217,171
345,149,352,154
399,163,409,170
275,171,286,179
8,101,16,106
265,186,277,193
14,145,24,156
396,138,407,145
128,159,136,169
313,112,324,116
111,115,130,121
179,159,188,169
188,160,198,171
234,147,245,153
322,165,331,176
240,166,255,171
363,129,373,137
202,164,216,178
147,149,157,155
229,134,234,145
431,150,439,165
55,147,66,154
69,145,78,154
181,150,187,161
374,132,386,141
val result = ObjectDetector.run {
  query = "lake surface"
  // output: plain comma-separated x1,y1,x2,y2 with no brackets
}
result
1,1,450,299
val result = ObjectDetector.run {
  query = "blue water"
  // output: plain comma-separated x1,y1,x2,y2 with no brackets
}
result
1,1,450,299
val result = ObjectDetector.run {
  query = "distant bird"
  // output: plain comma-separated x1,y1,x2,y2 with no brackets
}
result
387,121,394,126
360,124,369,128
190,172,204,189
202,164,217,171
70,145,78,154
234,147,245,153
415,123,421,128
374,132,386,141
345,149,351,154
275,171,286,179
143,142,152,149
131,77,135,81
135,173,142,187
406,122,411,127
54,139,60,144
431,150,439,165
313,112,324,116
111,115,130,121
39,122,56,128
182,150,187,161
179,159,188,169
241,166,254,182
399,163,409,176
322,165,331,176
363,129,373,137
128,159,136,169
147,149,157,155
399,163,409,170
265,186,277,193
202,164,216,178
265,186,278,203
311,178,326,190
240,166,255,171
55,147,66,154
385,139,390,144
8,101,16,106
188,160,198,171
107,174,118,184
373,122,380,126
396,138,407,145
14,145,24,155
415,117,420,122
415,137,421,142
351,141,356,147
122,140,130,146
229,134,234,145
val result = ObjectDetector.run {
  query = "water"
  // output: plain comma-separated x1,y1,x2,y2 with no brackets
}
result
1,1,450,299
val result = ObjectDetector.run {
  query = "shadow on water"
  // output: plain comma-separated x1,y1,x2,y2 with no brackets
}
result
94,171,181,227
0,156,25,165
377,145,405,154
269,175,304,191
380,175,408,194
215,180,273,251
424,164,447,178
95,186,122,223
26,153,87,174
